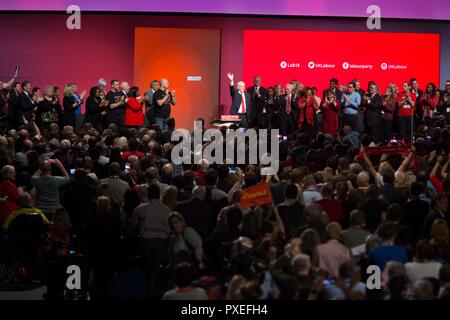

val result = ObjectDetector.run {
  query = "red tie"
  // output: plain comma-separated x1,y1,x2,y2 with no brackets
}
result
241,92,246,113
286,95,291,114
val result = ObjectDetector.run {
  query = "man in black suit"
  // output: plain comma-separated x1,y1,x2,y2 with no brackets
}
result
227,72,252,128
410,78,424,124
20,80,37,123
279,83,297,136
322,78,342,102
354,79,366,133
247,76,267,127
247,76,267,101
143,80,159,128
363,82,383,143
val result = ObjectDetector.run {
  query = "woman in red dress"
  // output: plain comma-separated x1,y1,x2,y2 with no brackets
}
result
298,87,319,137
124,86,144,128
421,82,440,119
321,90,340,136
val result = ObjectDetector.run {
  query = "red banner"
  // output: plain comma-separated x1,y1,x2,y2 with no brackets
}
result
364,145,411,156
240,182,272,208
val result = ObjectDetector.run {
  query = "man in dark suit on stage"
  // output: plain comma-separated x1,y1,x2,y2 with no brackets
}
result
247,76,267,101
227,72,252,128
280,83,297,136
410,78,424,124
247,76,267,128
19,80,37,123
322,78,342,102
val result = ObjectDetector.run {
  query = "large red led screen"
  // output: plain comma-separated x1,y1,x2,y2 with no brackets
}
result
243,30,440,94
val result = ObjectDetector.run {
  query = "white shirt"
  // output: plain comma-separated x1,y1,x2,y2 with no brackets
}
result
238,91,247,114
25,91,34,104
405,261,442,283
303,188,323,206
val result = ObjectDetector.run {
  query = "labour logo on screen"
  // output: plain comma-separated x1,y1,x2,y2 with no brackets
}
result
308,61,315,69
280,61,300,69
342,62,349,69
381,63,388,70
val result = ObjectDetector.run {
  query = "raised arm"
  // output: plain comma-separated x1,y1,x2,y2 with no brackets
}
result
430,155,444,193
55,159,69,177
440,153,450,179
227,73,236,97
272,206,286,240
363,151,378,180
2,66,19,89
170,91,176,106
227,167,243,203
156,90,171,107
32,119,42,141
431,155,443,177
397,146,416,173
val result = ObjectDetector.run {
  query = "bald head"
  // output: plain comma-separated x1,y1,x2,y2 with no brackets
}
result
160,78,169,89
120,81,130,94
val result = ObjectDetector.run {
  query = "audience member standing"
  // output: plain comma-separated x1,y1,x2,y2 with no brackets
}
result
106,79,127,127
153,78,176,131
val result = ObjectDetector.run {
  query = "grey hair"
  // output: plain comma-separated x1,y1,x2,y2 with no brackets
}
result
98,78,107,87
291,253,311,272
1,165,15,176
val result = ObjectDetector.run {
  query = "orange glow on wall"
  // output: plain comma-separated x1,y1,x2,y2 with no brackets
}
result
134,27,221,130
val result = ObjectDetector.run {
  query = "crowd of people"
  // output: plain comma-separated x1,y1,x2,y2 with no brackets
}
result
1,66,450,300
0,68,176,135
228,74,450,146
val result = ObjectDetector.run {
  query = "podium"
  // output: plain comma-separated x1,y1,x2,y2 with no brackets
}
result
210,115,241,128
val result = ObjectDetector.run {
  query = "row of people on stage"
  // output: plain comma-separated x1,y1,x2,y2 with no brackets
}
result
0,68,176,133
228,74,450,144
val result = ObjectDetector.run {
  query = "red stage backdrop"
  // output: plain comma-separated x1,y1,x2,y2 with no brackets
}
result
243,30,440,94
134,28,221,130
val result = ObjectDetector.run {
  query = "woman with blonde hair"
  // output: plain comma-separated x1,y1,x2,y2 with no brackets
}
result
35,86,59,130
63,83,85,128
113,136,128,150
431,219,450,263
322,167,335,183
394,171,411,199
